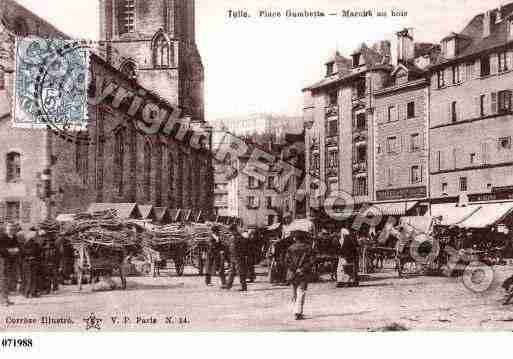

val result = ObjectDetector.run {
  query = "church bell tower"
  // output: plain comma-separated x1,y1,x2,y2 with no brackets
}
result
99,0,204,122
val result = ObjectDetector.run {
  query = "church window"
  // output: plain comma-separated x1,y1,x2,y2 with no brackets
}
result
153,34,174,68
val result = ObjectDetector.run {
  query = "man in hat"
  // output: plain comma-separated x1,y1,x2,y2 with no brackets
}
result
222,223,248,291
21,228,41,298
285,231,316,320
39,229,60,294
0,223,21,306
205,226,226,286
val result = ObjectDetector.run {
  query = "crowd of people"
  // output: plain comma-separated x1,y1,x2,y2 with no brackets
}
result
0,223,74,307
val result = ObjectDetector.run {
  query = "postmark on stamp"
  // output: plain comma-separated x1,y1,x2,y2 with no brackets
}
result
13,36,89,131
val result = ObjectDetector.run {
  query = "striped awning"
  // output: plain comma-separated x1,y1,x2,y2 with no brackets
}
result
363,201,418,217
457,202,513,229
430,203,481,226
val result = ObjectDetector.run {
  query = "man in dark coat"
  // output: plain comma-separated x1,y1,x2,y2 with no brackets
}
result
205,226,226,286
0,223,21,306
285,231,316,320
21,229,41,298
39,230,60,294
222,224,248,292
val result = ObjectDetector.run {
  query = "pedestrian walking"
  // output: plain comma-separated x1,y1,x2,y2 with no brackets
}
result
39,230,60,294
222,224,248,292
336,227,359,287
0,223,21,306
205,226,226,286
21,230,41,298
285,231,315,320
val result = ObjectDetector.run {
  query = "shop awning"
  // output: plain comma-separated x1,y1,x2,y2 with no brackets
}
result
87,203,141,219
364,201,418,217
430,203,481,226
138,205,155,220
457,202,513,229
400,216,434,235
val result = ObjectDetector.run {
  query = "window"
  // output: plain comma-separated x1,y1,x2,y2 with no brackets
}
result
499,52,508,72
387,136,398,154
459,177,468,192
267,176,275,189
267,215,275,226
248,196,258,208
356,80,366,98
498,90,512,113
153,34,174,68
266,196,272,209
356,113,366,130
388,105,397,122
248,176,256,189
327,91,338,106
328,150,338,168
407,101,415,119
328,120,338,137
442,182,448,194
0,70,4,90
114,128,125,196
480,94,486,117
411,166,421,184
466,62,474,80
352,53,361,68
437,151,442,171
499,136,512,150
487,183,492,190
470,153,476,164
122,0,136,33
356,145,366,163
480,56,490,77
437,70,445,88
326,62,334,76
6,152,21,182
354,177,368,196
387,168,393,186
410,133,420,152
451,101,457,122
452,65,460,84
5,202,20,223
144,140,151,201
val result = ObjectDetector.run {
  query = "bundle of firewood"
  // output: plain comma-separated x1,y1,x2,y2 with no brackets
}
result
143,225,190,251
39,219,60,233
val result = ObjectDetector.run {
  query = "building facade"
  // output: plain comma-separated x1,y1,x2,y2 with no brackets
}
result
303,3,513,224
0,0,213,228
429,5,513,204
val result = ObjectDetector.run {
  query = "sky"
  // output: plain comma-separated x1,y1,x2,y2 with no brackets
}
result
14,0,503,121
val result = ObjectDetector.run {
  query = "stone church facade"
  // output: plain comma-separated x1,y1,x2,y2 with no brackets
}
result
0,0,213,228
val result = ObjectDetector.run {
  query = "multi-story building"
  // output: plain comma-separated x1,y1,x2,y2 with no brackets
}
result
429,5,513,207
373,30,439,216
303,3,513,228
303,42,392,218
0,0,214,228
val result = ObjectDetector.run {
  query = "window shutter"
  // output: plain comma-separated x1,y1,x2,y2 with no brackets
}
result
507,51,513,72
481,142,489,164
474,96,481,117
474,60,481,77
256,196,260,209
0,201,5,223
399,135,404,153
420,165,424,183
21,201,31,223
447,102,452,122
491,92,498,114
490,54,499,74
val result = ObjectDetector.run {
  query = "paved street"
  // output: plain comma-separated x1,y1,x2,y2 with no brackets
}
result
2,265,513,331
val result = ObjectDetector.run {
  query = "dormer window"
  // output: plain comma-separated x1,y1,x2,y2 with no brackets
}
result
352,53,361,68
326,62,334,76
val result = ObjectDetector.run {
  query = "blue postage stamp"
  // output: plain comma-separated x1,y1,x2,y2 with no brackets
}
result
13,36,89,130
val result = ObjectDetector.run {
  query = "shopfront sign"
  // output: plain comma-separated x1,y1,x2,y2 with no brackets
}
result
376,186,427,201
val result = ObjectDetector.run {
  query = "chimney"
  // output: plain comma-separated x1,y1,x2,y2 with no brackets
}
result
483,10,492,38
396,28,414,63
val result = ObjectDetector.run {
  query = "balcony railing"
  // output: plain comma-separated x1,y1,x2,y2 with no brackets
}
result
325,136,338,147
352,161,368,173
